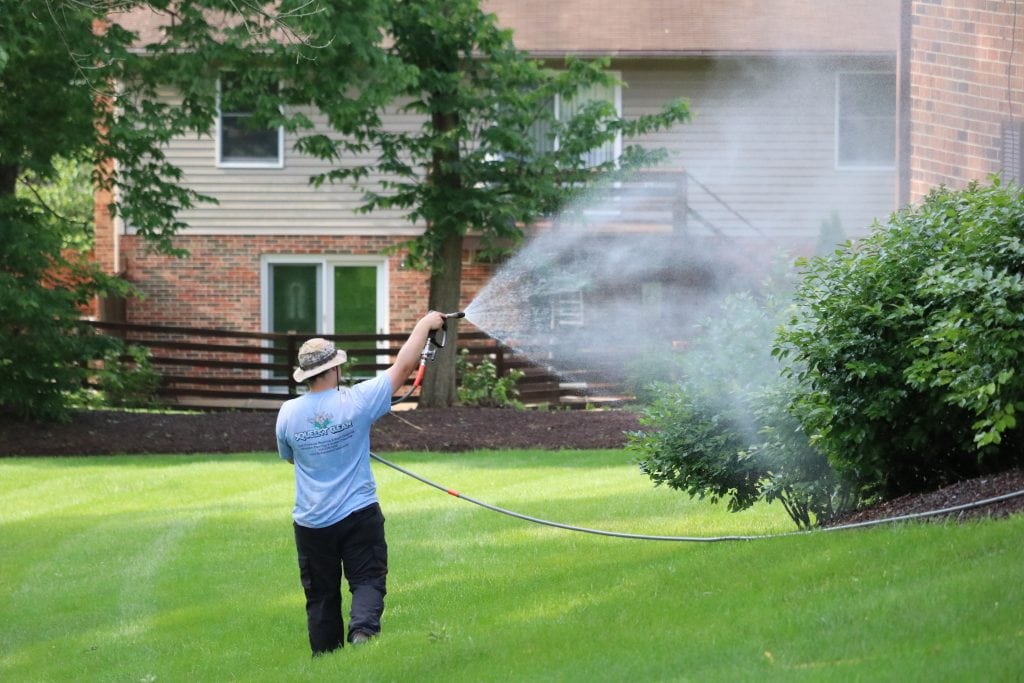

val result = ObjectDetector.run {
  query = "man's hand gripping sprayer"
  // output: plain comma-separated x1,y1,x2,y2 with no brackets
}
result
392,311,465,405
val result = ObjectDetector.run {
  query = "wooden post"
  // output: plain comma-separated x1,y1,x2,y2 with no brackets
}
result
286,335,298,397
495,344,506,377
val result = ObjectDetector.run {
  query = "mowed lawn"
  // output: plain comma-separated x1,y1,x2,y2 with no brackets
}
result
1,450,1022,682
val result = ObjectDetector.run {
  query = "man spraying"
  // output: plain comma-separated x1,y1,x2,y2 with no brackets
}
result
276,311,446,655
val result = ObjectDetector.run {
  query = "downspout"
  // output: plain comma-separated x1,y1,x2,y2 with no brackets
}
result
897,0,913,207
112,169,122,275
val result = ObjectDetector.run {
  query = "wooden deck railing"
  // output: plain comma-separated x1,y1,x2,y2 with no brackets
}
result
85,321,627,410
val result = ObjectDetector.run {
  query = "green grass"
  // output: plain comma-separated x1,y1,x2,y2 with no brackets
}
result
1,449,1022,682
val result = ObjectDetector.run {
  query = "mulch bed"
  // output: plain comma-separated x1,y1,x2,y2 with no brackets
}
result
824,467,1024,527
0,407,641,457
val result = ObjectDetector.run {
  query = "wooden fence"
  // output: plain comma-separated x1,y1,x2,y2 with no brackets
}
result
86,321,629,411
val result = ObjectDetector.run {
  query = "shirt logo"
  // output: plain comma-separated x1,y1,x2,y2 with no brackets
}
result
310,412,332,430
292,414,354,443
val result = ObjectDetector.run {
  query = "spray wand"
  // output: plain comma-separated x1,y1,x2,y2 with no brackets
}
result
392,311,465,405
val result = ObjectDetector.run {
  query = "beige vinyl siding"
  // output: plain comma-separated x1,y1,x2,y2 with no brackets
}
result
162,101,425,235
153,55,896,243
619,56,897,241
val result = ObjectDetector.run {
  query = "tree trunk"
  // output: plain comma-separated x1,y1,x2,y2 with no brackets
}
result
0,164,18,197
417,105,463,409
419,229,463,407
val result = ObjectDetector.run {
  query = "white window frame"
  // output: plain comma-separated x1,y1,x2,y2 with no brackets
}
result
537,72,623,166
835,71,897,171
216,77,285,169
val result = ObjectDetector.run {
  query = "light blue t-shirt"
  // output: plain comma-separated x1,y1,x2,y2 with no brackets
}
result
276,374,392,528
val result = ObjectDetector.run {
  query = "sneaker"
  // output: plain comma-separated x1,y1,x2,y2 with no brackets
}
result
349,631,372,645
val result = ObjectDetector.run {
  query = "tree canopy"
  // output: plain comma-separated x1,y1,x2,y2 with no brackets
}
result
0,0,331,418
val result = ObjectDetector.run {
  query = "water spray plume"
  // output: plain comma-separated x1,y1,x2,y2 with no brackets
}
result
464,172,770,390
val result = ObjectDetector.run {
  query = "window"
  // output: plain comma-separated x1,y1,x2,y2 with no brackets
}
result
836,72,896,169
217,75,283,168
528,77,622,167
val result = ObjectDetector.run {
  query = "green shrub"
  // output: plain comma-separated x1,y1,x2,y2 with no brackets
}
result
629,291,847,529
743,381,854,527
70,345,161,409
456,348,524,408
630,380,763,511
776,178,1024,502
0,197,132,422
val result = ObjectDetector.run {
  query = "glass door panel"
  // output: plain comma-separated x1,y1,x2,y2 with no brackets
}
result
270,264,319,379
333,266,378,378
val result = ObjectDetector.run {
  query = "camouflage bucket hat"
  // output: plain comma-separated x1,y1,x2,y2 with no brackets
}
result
293,338,347,382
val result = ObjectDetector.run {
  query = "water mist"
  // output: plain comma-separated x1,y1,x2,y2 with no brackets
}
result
462,172,777,394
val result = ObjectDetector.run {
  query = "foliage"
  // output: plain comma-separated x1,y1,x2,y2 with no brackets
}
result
631,381,762,510
294,1,690,273
0,195,132,422
622,346,685,405
0,0,372,420
0,0,267,255
776,179,1024,502
742,380,854,527
1,1,688,414
6,149,129,421
69,345,161,409
93,1,393,256
814,211,846,257
629,291,849,528
17,157,95,252
455,348,524,408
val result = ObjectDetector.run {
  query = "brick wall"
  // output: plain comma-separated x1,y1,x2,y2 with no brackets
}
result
118,233,494,333
907,0,1024,201
92,162,117,276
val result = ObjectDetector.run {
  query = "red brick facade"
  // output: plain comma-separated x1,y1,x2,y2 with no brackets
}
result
905,0,1024,202
116,233,491,333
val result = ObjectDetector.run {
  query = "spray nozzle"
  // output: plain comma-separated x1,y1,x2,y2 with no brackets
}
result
442,311,466,320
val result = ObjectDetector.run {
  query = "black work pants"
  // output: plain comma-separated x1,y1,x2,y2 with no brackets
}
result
293,503,388,655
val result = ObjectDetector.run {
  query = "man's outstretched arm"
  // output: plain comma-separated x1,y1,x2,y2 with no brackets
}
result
385,311,447,393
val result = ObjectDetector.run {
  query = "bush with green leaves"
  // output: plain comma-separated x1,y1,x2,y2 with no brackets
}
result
70,345,161,410
0,197,132,422
456,349,525,408
628,291,848,529
775,179,1024,502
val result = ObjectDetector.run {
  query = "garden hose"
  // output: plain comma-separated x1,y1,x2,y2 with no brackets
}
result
369,451,1024,543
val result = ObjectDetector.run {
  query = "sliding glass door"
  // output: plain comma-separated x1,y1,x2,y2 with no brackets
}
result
265,257,387,384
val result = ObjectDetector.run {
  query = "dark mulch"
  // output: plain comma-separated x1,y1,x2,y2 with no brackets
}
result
2,407,1022,525
824,467,1024,527
0,406,640,457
